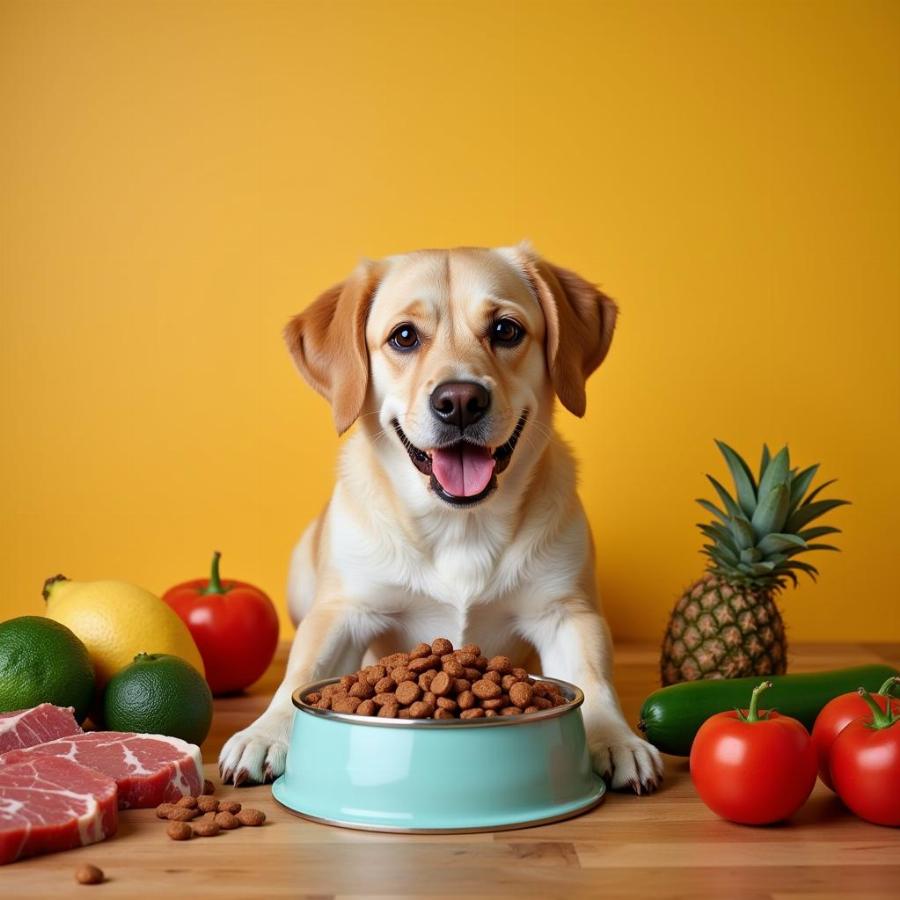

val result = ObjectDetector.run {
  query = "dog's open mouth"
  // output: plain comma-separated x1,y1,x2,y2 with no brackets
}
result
392,413,528,507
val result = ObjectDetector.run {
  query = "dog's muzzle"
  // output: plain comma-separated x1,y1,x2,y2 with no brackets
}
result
392,413,528,507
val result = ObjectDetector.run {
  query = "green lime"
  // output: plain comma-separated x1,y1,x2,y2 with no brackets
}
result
0,615,95,723
103,653,213,745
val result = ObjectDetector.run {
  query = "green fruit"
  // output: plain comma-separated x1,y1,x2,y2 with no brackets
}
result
0,615,95,722
639,664,899,756
103,653,213,745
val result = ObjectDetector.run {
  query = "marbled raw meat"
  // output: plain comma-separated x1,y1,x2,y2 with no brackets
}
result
0,756,118,865
0,732,202,809
0,704,82,755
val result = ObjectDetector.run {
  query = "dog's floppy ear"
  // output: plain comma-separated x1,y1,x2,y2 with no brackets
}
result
517,248,618,417
284,261,381,435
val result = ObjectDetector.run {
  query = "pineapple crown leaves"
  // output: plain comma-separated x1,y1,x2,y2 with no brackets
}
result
695,441,849,591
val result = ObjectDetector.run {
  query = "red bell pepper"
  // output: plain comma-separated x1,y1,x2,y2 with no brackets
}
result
163,552,279,696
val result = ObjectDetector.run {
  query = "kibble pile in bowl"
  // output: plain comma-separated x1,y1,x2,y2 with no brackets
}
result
301,638,568,720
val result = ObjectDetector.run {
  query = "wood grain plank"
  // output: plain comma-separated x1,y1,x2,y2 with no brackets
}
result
577,840,895,868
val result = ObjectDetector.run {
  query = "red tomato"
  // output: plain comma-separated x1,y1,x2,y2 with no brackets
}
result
830,688,900,827
811,677,900,790
690,681,817,825
163,552,279,696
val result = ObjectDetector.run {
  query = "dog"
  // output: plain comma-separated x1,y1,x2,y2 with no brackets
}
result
219,243,663,794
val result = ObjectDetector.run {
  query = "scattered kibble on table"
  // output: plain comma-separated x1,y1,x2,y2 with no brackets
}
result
158,790,266,839
74,863,104,885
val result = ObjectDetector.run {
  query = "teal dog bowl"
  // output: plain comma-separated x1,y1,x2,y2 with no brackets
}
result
272,674,605,832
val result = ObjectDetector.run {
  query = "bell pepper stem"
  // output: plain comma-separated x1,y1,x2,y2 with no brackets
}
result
742,680,773,723
858,687,897,729
877,675,899,697
201,551,227,596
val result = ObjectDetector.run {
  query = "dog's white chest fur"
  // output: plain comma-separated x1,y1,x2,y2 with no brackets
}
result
415,513,509,606
287,436,589,664
325,482,524,612
320,499,531,660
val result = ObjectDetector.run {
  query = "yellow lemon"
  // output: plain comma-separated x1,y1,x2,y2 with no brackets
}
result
43,576,204,686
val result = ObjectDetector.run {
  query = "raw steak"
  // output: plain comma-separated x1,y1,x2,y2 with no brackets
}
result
0,704,82,755
0,732,202,809
0,756,118,865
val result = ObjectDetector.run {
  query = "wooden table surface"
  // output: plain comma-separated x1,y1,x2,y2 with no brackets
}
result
6,641,899,898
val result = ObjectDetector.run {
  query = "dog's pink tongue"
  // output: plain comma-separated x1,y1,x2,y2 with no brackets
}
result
431,444,496,497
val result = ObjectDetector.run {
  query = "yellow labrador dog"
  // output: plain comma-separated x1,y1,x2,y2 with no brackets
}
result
219,243,663,793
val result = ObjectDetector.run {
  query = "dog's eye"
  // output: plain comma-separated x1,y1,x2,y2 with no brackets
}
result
388,323,420,352
490,317,525,347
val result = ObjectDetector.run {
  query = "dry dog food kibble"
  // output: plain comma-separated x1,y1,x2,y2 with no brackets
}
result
155,784,270,844
75,864,104,885
197,795,219,813
302,638,569,720
167,806,200,822
214,811,240,830
236,808,266,827
167,821,193,840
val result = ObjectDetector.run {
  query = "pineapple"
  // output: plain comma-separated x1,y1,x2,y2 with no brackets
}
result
661,441,848,685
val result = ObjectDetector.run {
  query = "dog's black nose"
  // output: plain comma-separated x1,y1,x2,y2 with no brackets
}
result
430,381,491,430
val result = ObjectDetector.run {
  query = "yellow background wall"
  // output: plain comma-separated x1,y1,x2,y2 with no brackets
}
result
2,0,898,644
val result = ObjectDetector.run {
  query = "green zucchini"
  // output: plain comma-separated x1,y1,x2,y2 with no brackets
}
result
638,664,899,757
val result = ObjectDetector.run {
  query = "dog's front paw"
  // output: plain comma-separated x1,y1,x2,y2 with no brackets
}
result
218,713,290,786
590,730,664,795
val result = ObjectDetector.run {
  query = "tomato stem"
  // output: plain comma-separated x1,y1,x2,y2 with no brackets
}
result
877,675,899,697
201,551,228,595
857,687,897,730
740,680,773,723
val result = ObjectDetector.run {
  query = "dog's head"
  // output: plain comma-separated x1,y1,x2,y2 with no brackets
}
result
285,244,617,509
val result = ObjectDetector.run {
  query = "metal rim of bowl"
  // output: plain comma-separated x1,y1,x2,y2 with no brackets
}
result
291,673,583,728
